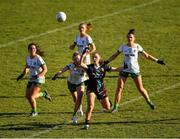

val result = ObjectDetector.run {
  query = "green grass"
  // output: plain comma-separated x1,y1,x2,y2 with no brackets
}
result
0,0,180,137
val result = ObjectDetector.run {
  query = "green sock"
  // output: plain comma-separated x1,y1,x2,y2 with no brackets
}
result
73,112,77,116
32,108,37,113
40,91,46,97
113,104,119,110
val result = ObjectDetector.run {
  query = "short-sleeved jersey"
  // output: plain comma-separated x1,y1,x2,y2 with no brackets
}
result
118,43,144,73
67,63,89,85
74,35,94,65
86,64,111,94
26,55,46,83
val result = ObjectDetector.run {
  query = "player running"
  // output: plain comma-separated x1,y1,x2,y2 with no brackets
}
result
52,52,89,124
17,43,51,117
69,23,96,65
103,29,165,112
80,52,121,129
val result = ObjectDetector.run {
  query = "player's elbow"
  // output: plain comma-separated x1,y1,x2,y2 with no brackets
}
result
92,46,96,52
44,66,48,73
144,54,150,59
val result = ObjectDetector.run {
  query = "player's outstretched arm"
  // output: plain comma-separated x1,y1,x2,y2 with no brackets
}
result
142,51,165,65
101,51,121,68
110,66,123,72
52,66,69,80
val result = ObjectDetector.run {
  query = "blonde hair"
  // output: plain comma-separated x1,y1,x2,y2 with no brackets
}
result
93,52,104,65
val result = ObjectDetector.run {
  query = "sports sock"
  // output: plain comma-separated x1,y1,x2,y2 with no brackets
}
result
39,91,46,97
113,104,119,110
146,98,152,104
73,111,77,116
85,119,90,125
78,105,82,111
32,108,37,113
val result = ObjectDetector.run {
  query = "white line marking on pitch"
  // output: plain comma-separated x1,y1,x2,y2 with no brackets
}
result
120,82,180,106
27,0,163,137
30,82,180,138
0,0,160,48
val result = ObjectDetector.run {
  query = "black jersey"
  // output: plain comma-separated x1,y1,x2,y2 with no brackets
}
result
86,64,111,99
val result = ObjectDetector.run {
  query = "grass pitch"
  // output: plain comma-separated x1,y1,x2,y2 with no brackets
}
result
0,0,180,138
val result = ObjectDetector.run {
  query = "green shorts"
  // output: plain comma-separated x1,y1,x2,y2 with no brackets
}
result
67,81,86,93
119,71,140,79
27,82,42,88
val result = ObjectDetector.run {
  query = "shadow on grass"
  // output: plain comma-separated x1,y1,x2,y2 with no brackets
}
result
0,111,73,118
0,94,68,99
10,74,180,81
0,118,179,131
91,118,180,125
0,96,24,98
0,122,67,131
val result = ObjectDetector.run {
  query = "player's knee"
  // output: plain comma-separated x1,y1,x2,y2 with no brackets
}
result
30,94,36,100
116,86,123,93
105,105,111,110
138,87,145,93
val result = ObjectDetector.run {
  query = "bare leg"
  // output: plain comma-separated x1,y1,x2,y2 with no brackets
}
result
85,92,96,127
30,85,41,111
71,91,77,104
74,85,85,116
134,75,155,109
113,77,127,111
100,96,111,110
26,87,33,109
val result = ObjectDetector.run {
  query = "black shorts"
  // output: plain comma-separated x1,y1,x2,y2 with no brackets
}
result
67,81,86,93
27,82,42,89
87,89,108,100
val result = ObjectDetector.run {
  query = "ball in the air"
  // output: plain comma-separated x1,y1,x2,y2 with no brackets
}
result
56,12,66,22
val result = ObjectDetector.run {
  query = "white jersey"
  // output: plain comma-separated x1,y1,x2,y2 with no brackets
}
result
67,63,89,85
26,55,46,83
74,35,94,65
118,43,144,73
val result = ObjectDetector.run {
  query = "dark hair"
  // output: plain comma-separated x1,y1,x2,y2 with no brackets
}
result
128,29,135,35
72,51,80,60
28,42,44,56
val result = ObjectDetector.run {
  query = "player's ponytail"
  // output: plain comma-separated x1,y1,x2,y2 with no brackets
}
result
79,22,92,33
86,23,92,32
128,29,135,35
28,43,44,56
